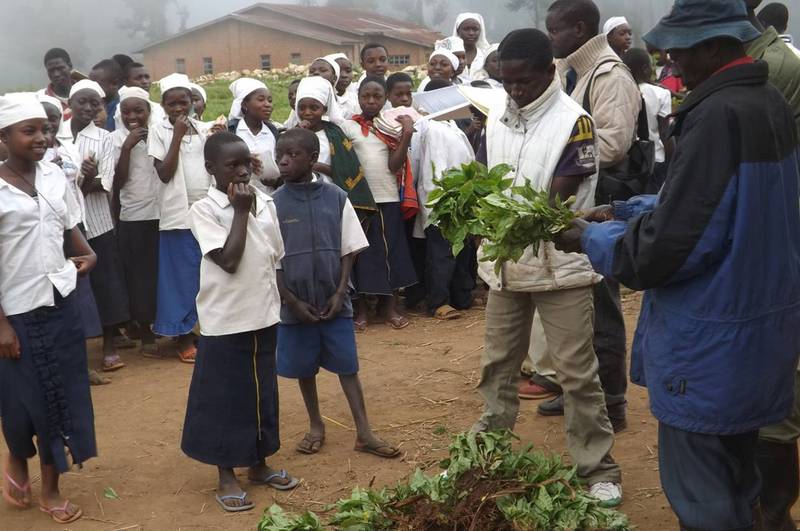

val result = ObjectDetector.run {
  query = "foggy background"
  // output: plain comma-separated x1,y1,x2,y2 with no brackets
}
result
3,0,800,91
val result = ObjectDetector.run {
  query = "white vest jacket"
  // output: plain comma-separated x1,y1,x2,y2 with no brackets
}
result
472,78,602,292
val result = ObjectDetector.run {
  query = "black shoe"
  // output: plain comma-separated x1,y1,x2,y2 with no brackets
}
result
531,373,563,395
756,439,799,531
537,394,564,416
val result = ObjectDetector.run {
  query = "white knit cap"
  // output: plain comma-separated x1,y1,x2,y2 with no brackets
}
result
325,53,349,64
603,16,629,35
69,79,105,99
188,82,207,103
312,56,341,84
159,73,193,94
228,77,268,121
295,76,344,125
429,49,460,71
0,92,47,130
37,93,63,114
453,13,490,53
435,36,466,54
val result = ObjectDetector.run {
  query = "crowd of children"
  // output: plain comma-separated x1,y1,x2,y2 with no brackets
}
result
4,1,800,526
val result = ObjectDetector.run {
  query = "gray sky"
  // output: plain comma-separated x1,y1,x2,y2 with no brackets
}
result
3,0,800,91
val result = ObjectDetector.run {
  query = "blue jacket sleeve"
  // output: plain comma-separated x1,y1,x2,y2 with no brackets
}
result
581,221,627,280
612,195,658,221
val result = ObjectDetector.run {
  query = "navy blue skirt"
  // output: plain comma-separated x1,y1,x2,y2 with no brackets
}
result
0,292,97,473
88,230,130,327
353,202,417,295
181,326,280,468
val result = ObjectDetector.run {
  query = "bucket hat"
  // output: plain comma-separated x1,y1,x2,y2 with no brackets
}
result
644,0,761,50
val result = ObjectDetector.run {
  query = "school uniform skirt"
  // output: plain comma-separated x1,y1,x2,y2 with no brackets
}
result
88,229,130,327
154,229,200,337
181,326,280,468
118,220,159,323
0,292,97,473
353,202,417,296
68,224,102,338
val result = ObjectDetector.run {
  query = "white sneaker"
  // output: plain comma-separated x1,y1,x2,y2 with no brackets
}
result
589,482,623,507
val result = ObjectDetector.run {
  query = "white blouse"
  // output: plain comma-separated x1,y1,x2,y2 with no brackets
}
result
0,162,82,316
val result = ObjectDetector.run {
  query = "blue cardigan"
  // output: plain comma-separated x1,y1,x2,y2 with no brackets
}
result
582,61,800,435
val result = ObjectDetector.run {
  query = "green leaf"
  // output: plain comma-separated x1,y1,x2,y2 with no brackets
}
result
103,487,120,500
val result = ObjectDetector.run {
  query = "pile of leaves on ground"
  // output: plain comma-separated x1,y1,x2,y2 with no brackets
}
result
426,162,576,272
257,430,630,531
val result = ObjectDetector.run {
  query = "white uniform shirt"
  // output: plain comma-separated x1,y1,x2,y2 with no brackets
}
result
45,142,86,226
147,118,212,231
107,128,160,221
234,120,280,195
0,162,81,316
189,186,285,336
340,120,399,204
56,120,115,239
315,129,331,165
639,83,672,163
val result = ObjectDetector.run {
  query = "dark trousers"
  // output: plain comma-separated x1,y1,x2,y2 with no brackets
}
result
659,423,762,531
592,279,627,399
424,226,474,312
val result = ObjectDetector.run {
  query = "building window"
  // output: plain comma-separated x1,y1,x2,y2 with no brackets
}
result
388,55,411,66
260,54,271,70
203,57,213,75
176,58,186,74
290,53,301,65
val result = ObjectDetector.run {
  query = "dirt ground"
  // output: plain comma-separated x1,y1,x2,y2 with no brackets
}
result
2,291,798,530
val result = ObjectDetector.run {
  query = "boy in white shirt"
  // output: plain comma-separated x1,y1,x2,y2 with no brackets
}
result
182,132,297,512
108,86,161,356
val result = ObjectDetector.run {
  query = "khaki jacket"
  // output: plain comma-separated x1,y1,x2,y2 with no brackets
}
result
559,35,641,169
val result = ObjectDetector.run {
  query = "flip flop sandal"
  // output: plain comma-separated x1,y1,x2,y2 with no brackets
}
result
3,471,31,508
385,316,410,330
178,345,197,364
296,433,325,455
354,442,402,459
39,500,82,524
101,355,125,372
88,370,111,386
250,469,300,491
113,335,137,350
141,343,162,359
353,318,368,332
434,305,463,321
215,492,254,513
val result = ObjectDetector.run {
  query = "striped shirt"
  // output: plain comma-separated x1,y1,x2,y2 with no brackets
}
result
56,120,115,239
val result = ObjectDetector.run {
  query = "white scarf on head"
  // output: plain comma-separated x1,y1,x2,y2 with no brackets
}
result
0,92,47,129
158,73,192,95
430,49,460,71
69,79,105,99
314,56,341,85
603,16,629,35
228,78,268,121
295,76,344,125
452,13,491,78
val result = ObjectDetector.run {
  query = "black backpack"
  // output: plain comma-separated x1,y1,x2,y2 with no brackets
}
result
582,60,655,204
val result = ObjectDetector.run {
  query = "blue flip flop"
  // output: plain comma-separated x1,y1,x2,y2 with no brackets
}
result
215,492,254,512
250,469,300,491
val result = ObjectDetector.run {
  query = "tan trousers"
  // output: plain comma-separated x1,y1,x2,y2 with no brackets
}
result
523,311,557,381
474,286,621,484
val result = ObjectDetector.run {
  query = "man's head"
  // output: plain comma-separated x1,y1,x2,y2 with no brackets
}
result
498,28,555,109
670,37,746,90
360,43,389,78
204,132,253,191
112,54,134,71
758,3,789,33
276,128,319,184
622,48,653,84
90,59,123,101
43,48,73,93
546,0,600,59
124,62,152,91
386,72,414,108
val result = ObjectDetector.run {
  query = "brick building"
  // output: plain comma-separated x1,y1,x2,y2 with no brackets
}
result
139,3,442,79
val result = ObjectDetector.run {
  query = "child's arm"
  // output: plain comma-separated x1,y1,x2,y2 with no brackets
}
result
277,270,320,324
154,116,190,184
207,183,253,274
319,253,354,321
388,115,415,174
67,228,97,276
114,128,148,193
79,154,103,195
312,162,332,176
0,304,19,359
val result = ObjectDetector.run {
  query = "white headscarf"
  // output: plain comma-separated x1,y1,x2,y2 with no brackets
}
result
188,83,207,103
228,78,268,121
0,92,47,130
69,79,105,99
603,16,629,35
118,86,155,127
312,56,341,85
158,73,192,95
325,53,349,64
37,93,63,115
453,13,490,54
429,49,460,71
435,36,466,54
470,43,500,81
295,76,344,125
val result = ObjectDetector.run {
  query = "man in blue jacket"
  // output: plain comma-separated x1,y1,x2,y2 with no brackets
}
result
556,1,800,528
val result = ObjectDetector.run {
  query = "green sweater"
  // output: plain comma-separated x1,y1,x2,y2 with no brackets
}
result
747,26,800,137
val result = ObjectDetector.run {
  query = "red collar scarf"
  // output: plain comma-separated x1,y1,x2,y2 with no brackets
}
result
351,114,419,220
